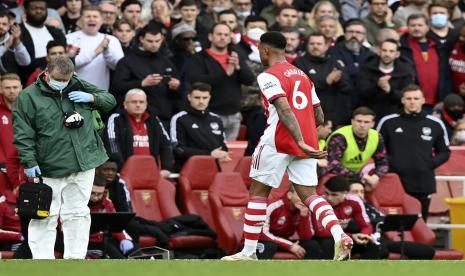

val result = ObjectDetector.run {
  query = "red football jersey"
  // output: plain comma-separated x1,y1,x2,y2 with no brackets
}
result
257,61,320,157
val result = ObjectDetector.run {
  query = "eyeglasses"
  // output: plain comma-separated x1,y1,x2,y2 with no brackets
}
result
181,36,197,41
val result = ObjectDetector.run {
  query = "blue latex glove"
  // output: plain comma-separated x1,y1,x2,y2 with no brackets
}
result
68,91,94,103
25,166,41,178
119,239,134,255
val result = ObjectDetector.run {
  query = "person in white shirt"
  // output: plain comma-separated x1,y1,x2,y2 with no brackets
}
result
66,5,124,90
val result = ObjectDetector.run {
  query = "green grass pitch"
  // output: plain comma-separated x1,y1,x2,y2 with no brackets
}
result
1,260,464,276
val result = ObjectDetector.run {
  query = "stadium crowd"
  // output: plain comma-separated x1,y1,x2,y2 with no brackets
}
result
0,0,464,259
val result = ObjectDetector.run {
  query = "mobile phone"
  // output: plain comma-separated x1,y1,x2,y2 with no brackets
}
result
163,67,173,82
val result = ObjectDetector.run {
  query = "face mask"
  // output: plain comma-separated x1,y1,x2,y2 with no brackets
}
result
213,6,227,13
48,78,69,91
247,27,265,41
431,14,448,28
454,130,465,142
235,9,251,19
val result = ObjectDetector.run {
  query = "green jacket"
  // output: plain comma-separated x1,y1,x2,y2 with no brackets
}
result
13,73,116,178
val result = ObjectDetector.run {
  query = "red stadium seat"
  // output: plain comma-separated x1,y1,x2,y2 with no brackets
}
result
237,125,247,141
209,172,249,254
178,156,219,230
220,141,248,172
367,173,463,259
429,180,452,215
120,155,216,250
0,172,12,193
234,156,252,189
436,150,465,176
0,251,13,259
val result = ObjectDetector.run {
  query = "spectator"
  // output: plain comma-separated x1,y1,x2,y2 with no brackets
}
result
26,40,67,87
269,5,311,36
232,0,254,27
281,27,302,63
427,2,456,52
324,107,389,190
95,158,131,212
357,38,416,119
170,23,198,103
18,0,66,84
362,0,395,45
66,6,124,90
318,119,333,150
175,0,209,49
0,11,30,75
312,176,379,259
373,27,400,49
260,0,309,31
99,1,118,34
148,0,175,30
236,15,268,65
451,118,465,145
111,24,181,128
400,13,451,111
433,93,465,139
393,0,428,27
113,19,136,55
218,9,241,44
187,23,254,140
348,181,436,259
10,0,65,31
62,0,82,34
377,84,451,220
120,0,143,30
315,15,339,46
340,0,370,22
88,175,134,259
449,24,465,97
105,89,173,177
170,82,230,171
13,56,116,259
0,74,22,168
257,186,321,259
306,1,344,39
293,33,353,124
208,0,234,29
329,19,370,123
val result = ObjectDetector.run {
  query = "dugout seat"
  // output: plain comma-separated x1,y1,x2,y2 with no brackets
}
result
367,173,463,260
120,155,216,250
209,172,249,254
178,156,219,230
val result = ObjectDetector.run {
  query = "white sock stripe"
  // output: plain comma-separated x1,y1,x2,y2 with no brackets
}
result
321,215,338,228
244,239,258,246
248,202,267,209
244,224,262,234
315,205,332,220
244,214,267,221
308,197,325,211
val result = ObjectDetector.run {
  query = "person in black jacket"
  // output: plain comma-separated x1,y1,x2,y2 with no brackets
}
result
357,39,416,121
293,32,353,125
111,24,181,129
96,157,131,213
377,84,451,220
104,89,174,178
170,82,230,171
187,23,255,140
18,0,67,84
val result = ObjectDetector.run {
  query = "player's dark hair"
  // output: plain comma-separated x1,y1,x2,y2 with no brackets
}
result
189,82,212,94
46,40,67,53
352,106,376,119
260,31,286,50
325,176,350,192
93,175,107,187
121,0,141,12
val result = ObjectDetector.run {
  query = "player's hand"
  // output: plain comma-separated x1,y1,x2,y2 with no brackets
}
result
290,241,306,258
160,170,171,178
295,202,309,217
317,159,328,167
352,233,370,245
297,141,327,159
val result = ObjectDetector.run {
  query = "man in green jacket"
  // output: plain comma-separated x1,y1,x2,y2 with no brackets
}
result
13,56,116,259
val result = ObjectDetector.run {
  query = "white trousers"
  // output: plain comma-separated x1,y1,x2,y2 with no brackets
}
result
28,169,95,259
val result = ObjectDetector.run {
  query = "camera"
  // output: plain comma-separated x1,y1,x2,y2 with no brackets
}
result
64,111,84,129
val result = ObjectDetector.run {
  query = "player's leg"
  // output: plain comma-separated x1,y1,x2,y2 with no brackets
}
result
288,158,353,260
221,144,289,260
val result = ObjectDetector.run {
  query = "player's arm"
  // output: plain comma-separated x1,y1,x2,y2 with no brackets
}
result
314,106,324,126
